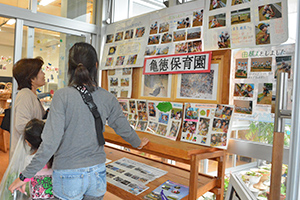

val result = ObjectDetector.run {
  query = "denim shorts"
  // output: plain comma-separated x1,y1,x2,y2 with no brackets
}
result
52,163,106,200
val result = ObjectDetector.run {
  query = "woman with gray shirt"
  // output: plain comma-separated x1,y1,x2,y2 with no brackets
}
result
9,43,149,199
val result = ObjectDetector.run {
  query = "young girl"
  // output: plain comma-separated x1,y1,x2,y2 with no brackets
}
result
24,118,54,199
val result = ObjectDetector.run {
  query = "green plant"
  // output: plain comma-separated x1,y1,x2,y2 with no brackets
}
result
281,183,286,196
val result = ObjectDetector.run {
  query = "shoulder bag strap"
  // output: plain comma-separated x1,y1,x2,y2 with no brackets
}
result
73,85,105,146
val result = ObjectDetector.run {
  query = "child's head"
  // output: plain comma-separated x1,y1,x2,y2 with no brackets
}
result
24,118,45,153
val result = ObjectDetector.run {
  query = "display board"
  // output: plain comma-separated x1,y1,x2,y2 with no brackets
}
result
203,0,288,50
230,44,294,122
107,68,132,98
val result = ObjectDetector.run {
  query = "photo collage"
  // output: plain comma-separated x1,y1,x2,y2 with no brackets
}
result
119,99,183,141
231,44,294,122
108,68,132,98
204,0,288,50
106,158,167,196
181,103,234,148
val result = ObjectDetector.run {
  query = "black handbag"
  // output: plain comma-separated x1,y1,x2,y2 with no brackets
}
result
1,108,11,132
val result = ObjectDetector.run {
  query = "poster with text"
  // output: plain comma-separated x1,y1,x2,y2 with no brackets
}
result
230,44,294,122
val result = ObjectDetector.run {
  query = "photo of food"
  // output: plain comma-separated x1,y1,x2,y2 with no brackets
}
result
159,22,169,33
235,58,248,78
233,83,254,97
108,46,116,55
144,46,156,56
177,17,191,29
209,14,226,29
106,34,114,43
209,0,227,10
275,56,292,78
258,3,282,21
148,35,160,45
198,118,210,136
187,40,202,52
124,29,134,39
218,31,230,49
255,23,270,45
150,21,158,34
231,8,251,25
105,57,114,66
257,83,273,105
250,57,272,72
115,32,123,42
232,0,251,6
234,100,253,115
173,30,186,42
187,27,201,40
135,27,145,37
193,10,204,27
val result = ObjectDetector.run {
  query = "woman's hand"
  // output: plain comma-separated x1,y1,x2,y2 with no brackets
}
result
137,137,149,149
8,178,27,194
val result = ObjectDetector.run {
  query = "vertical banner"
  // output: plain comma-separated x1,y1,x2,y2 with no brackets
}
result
230,44,294,122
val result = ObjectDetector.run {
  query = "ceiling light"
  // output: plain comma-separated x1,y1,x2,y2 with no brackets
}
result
39,0,55,6
6,19,16,25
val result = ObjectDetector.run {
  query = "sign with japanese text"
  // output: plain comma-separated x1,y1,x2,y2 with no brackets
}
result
143,51,212,75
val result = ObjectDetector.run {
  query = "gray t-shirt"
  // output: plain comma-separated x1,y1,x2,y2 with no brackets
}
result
22,87,141,178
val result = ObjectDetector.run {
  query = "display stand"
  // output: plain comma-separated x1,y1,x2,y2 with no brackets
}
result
104,126,226,200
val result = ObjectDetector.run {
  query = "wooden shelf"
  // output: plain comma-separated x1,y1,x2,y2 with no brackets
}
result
104,126,226,200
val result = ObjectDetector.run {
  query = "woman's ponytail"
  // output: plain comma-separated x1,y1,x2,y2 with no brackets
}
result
73,63,94,87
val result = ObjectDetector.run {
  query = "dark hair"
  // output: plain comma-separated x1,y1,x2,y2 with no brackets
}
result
24,118,53,168
13,57,44,90
68,42,98,91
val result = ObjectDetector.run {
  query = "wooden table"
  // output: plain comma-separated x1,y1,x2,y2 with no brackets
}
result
104,126,226,200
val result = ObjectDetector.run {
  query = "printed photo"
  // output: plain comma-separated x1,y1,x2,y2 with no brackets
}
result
129,100,136,113
138,111,148,121
188,40,202,52
110,77,118,86
119,102,128,112
120,90,128,98
108,69,115,75
209,14,226,29
127,54,137,65
173,30,186,42
148,102,156,117
123,112,128,119
193,10,204,27
148,35,160,45
235,58,248,78
198,118,210,136
161,33,172,44
122,68,132,75
147,121,158,133
168,121,180,137
137,101,147,111
185,103,199,120
150,21,158,34
258,3,282,21
182,120,197,134
129,120,137,129
211,133,227,146
218,31,230,49
124,29,134,40
201,137,207,144
232,0,251,6
120,78,130,86
144,46,156,56
156,45,169,55
199,108,212,118
222,107,233,120
231,8,251,25
135,27,145,37
234,100,253,115
110,88,117,97
105,57,114,66
210,0,227,10
257,83,273,105
255,23,270,45
143,74,169,97
115,32,123,42
187,27,201,40
116,56,125,66
106,34,114,43
108,46,116,55
175,42,187,54
233,83,254,97
158,112,169,124
215,104,225,118
250,57,272,72
159,22,170,33
136,121,148,131
179,70,215,99
171,108,182,120
275,56,292,78
156,124,168,136
212,119,229,133
183,132,197,142
177,17,191,29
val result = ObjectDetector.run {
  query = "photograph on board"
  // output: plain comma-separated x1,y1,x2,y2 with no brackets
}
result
231,8,251,25
234,100,253,115
250,57,272,72
209,14,226,29
209,0,227,10
193,10,204,27
218,31,230,49
257,83,273,105
275,56,292,78
258,3,282,21
255,23,270,45
235,58,248,78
